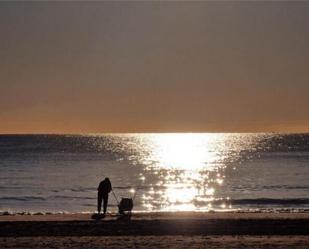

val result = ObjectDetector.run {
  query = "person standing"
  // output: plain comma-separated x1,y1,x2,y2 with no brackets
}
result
97,177,112,215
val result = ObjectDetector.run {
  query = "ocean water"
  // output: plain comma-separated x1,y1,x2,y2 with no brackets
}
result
0,133,309,213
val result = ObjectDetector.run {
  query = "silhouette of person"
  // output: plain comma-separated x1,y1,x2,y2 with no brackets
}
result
97,177,112,214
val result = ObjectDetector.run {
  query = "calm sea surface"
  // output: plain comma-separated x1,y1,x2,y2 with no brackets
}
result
0,133,309,213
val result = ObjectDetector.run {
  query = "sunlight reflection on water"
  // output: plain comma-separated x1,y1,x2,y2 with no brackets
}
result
118,133,263,211
1,133,309,213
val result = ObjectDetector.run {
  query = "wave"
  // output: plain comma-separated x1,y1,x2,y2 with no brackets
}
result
191,198,309,207
0,195,95,201
113,186,152,190
49,195,95,200
216,198,309,206
0,196,46,201
2,196,309,206
262,185,309,190
230,185,309,191
55,186,151,193
231,198,309,205
1,208,309,216
70,187,95,192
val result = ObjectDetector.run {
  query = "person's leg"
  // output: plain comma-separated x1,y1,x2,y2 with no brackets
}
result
97,192,103,213
103,194,108,214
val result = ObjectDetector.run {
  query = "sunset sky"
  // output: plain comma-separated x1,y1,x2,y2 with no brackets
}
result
0,2,308,133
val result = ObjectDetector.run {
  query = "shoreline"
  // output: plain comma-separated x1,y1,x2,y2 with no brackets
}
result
1,208,309,215
1,210,309,221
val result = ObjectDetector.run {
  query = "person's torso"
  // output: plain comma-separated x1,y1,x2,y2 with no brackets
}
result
98,180,111,194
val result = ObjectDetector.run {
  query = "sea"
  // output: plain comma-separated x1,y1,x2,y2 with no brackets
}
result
0,133,309,214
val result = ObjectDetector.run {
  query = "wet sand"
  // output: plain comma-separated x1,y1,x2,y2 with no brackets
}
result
1,236,309,249
1,212,309,248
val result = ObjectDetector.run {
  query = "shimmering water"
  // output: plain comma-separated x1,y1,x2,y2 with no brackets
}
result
1,133,309,213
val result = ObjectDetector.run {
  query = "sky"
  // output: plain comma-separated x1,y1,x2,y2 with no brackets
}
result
0,2,309,133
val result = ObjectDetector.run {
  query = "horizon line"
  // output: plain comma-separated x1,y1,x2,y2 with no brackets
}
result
0,131,308,136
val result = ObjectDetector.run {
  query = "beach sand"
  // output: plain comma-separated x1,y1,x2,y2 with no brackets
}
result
1,235,309,249
1,212,309,248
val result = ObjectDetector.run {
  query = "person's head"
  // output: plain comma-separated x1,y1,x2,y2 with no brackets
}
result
105,177,110,182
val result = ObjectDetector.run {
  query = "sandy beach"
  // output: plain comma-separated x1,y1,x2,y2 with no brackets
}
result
1,235,309,249
1,212,309,248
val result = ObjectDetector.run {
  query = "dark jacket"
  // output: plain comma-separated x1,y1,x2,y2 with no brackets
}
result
98,178,112,195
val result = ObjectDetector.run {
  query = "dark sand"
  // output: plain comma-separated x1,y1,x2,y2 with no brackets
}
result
1,212,309,248
1,236,309,249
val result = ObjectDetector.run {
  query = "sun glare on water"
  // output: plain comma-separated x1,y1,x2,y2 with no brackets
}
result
149,133,222,170
131,133,236,211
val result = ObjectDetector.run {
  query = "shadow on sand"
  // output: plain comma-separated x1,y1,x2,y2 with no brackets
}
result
116,213,132,221
91,213,106,220
91,213,132,221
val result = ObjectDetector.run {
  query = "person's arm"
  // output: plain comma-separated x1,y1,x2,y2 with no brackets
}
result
98,182,102,191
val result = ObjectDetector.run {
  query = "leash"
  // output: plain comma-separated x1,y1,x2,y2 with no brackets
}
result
111,188,119,205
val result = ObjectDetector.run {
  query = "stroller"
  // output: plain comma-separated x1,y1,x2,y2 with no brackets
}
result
112,189,137,215
118,198,134,214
